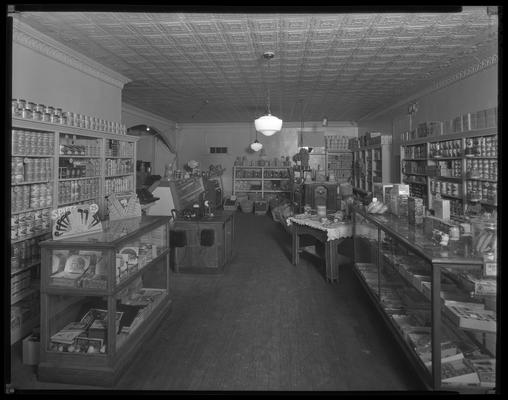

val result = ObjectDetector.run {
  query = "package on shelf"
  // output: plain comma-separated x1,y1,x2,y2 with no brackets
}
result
444,303,496,333
440,353,480,386
468,357,496,388
432,198,451,220
408,196,424,226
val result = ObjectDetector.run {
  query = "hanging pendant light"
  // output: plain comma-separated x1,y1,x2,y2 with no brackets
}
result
255,51,283,136
250,123,263,152
250,139,263,152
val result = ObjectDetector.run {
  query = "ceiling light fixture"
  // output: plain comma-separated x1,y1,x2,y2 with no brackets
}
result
254,52,283,136
250,138,263,152
250,122,263,152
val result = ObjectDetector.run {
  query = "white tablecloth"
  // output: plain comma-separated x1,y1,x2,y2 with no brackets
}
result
287,214,353,241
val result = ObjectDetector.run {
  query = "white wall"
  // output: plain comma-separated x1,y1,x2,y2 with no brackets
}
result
11,20,127,121
122,102,178,177
177,121,358,195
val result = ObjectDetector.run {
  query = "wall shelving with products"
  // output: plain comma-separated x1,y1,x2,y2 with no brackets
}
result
349,135,393,201
232,166,290,198
10,115,138,345
400,114,497,220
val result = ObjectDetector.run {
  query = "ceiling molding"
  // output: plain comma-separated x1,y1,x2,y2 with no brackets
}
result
122,101,177,128
12,18,131,89
357,53,498,122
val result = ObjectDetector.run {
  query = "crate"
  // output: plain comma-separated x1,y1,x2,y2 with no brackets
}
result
223,198,238,211
254,200,268,215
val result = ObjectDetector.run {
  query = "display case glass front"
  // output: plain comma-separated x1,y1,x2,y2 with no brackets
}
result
39,215,171,386
352,208,497,392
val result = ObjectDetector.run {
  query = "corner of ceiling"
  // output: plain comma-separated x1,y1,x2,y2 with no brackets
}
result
357,53,498,123
12,17,131,89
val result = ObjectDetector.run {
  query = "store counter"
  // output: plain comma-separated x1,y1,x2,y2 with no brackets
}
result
170,211,235,274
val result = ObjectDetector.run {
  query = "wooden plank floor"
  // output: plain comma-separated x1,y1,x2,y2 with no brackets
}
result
9,211,425,392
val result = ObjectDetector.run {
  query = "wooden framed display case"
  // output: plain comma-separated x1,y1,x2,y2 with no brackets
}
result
400,127,497,219
170,211,235,274
352,208,497,393
10,117,138,345
232,166,290,198
38,216,172,386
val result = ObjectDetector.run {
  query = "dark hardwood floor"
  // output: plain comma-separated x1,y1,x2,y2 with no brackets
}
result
9,211,425,392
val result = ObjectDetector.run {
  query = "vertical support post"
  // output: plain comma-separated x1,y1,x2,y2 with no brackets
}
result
431,263,442,389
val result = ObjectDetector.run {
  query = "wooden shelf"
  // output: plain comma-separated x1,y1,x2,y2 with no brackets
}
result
12,154,54,157
59,176,101,181
11,315,40,345
12,205,52,215
105,173,134,178
105,155,134,159
58,196,100,206
59,154,101,158
12,179,53,186
11,260,41,276
12,230,51,244
11,283,39,305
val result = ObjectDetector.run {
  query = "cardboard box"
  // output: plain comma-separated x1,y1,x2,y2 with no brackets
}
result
408,196,424,225
433,198,450,220
392,184,410,196
22,335,40,365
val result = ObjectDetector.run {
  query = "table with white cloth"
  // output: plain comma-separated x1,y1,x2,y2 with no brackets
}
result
287,214,353,283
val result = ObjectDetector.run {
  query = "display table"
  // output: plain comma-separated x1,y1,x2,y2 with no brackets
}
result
171,211,235,274
287,214,353,282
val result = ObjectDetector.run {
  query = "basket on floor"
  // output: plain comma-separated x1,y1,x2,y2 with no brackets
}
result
240,199,253,213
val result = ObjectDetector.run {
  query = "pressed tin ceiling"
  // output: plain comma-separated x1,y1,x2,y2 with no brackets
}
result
15,7,498,124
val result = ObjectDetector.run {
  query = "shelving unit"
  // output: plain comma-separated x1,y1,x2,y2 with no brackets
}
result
325,150,353,183
400,127,498,219
350,136,393,201
353,209,496,392
38,216,172,386
233,166,290,198
10,117,139,345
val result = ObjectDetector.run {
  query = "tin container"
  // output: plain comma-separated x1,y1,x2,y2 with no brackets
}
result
21,109,33,119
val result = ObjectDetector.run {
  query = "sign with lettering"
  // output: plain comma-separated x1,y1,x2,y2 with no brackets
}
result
51,203,102,240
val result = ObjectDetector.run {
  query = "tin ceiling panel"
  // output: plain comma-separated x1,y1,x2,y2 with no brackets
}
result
16,8,497,123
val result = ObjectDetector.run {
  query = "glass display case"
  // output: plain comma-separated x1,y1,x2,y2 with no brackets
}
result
38,215,172,386
353,208,497,393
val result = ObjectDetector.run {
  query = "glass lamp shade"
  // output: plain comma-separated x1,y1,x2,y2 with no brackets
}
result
254,114,283,136
250,139,263,152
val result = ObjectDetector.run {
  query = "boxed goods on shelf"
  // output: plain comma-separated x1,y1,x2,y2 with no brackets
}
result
440,353,480,386
445,303,496,333
432,198,450,220
408,197,424,225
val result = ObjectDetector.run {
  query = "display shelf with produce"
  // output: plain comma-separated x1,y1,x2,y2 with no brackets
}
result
38,216,172,386
353,208,496,392
233,166,290,198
